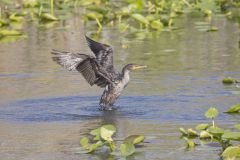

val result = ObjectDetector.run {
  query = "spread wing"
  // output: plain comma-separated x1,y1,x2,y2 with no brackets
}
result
85,36,114,72
52,49,88,71
76,58,111,87
51,49,113,88
76,58,96,85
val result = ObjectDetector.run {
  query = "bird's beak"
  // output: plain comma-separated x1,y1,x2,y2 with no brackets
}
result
132,65,147,70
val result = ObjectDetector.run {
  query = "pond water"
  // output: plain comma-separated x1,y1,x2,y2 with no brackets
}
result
0,13,239,160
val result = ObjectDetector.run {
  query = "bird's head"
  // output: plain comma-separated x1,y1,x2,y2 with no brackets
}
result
123,64,147,72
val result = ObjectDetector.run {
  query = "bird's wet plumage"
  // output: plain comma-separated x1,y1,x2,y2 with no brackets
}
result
52,36,146,110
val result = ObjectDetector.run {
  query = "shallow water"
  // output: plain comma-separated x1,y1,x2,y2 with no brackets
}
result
0,13,239,160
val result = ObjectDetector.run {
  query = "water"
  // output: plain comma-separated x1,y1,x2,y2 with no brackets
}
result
0,14,239,160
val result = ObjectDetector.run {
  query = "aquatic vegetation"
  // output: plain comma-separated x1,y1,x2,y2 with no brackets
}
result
204,107,218,127
79,0,240,33
179,106,240,159
0,29,23,36
0,0,239,42
0,0,68,42
222,77,240,84
183,137,196,148
222,146,240,159
225,104,240,113
222,77,240,89
78,124,145,157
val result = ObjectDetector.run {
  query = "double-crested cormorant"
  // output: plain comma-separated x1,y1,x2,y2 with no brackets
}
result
51,36,146,110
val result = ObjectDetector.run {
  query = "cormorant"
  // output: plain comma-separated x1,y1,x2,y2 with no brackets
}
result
51,36,146,110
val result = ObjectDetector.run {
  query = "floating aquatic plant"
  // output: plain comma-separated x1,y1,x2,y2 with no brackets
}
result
205,107,218,127
222,77,240,84
0,0,69,42
224,104,240,113
222,146,240,159
78,124,145,157
179,106,240,159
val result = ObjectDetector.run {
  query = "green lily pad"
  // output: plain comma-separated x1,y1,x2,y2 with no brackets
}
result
225,104,240,113
222,77,238,84
131,13,149,25
0,19,9,27
146,15,156,21
85,12,103,20
120,142,135,157
222,146,240,158
87,6,110,15
87,143,98,153
39,21,58,29
196,123,209,130
208,127,224,136
124,135,145,145
9,14,24,22
80,137,90,150
199,130,213,139
150,20,163,31
90,128,100,141
183,137,196,148
222,132,240,141
0,29,23,37
90,128,100,136
95,140,104,147
179,128,188,136
80,137,102,153
93,135,100,141
187,128,199,137
206,27,218,32
41,13,59,21
197,27,210,32
134,0,144,10
0,35,27,43
205,107,218,119
100,124,116,141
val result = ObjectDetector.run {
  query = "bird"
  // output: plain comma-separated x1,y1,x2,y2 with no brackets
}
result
51,35,146,110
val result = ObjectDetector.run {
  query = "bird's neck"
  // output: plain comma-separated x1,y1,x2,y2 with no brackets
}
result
121,68,130,83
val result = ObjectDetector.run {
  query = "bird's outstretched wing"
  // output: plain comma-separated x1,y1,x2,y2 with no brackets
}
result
51,49,113,87
85,36,114,72
52,49,88,71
